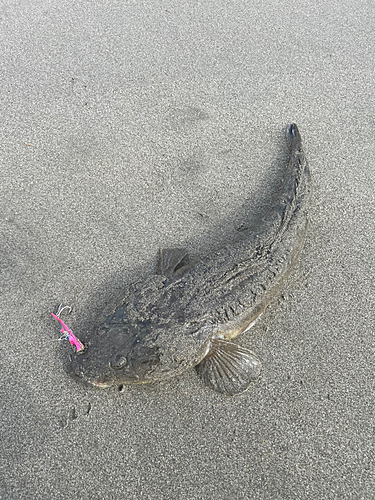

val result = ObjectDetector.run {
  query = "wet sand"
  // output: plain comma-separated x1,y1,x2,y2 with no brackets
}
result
1,1,374,498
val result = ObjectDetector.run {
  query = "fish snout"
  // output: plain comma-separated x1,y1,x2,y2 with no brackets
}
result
70,357,113,388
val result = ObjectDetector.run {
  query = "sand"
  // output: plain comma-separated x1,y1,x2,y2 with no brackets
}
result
1,1,374,498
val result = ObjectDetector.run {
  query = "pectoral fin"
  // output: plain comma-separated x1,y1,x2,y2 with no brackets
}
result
196,339,262,395
157,248,189,276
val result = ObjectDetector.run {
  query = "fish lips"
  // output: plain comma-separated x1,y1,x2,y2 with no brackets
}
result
69,357,111,388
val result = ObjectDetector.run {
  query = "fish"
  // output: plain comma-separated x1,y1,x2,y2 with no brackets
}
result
69,123,311,395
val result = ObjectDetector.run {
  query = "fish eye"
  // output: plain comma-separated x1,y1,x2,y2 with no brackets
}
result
110,355,127,370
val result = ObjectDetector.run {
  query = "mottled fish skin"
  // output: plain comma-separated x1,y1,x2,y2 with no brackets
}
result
70,124,311,393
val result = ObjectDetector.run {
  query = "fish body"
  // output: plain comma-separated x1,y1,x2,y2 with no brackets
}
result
70,124,311,395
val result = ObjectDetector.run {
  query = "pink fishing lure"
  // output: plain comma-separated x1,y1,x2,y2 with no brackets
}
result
51,312,85,352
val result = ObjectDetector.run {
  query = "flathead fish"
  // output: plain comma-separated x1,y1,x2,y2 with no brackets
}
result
69,123,311,395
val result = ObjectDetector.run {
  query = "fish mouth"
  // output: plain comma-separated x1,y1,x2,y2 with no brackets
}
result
89,379,113,388
70,357,142,389
73,370,113,389
70,359,113,388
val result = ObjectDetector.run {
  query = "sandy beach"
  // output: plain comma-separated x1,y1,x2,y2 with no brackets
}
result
1,1,374,498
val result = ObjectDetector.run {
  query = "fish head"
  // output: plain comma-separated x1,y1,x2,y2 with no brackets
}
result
69,318,211,389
